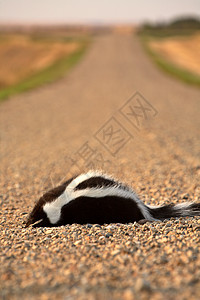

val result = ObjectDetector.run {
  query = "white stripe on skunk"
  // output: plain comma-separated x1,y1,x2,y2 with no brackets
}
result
25,170,200,227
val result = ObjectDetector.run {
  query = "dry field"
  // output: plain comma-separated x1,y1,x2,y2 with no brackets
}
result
0,34,80,89
149,33,200,75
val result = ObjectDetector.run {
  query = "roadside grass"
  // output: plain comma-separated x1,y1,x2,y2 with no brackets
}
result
0,38,89,102
29,34,84,43
139,28,200,39
139,32,200,87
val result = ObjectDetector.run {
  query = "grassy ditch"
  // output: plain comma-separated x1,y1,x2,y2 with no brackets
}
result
139,34,200,87
0,37,89,102
138,17,200,87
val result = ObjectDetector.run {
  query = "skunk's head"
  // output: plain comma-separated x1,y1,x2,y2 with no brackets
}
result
25,203,50,227
25,183,67,227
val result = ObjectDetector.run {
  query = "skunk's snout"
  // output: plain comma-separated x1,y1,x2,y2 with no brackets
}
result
22,219,28,226
24,218,32,228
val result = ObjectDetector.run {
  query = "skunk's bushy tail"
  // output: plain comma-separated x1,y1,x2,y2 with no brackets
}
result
147,202,200,221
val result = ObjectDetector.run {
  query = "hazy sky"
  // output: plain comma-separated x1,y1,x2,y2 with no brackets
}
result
0,0,199,24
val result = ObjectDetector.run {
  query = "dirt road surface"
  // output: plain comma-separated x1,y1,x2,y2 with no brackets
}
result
1,33,200,300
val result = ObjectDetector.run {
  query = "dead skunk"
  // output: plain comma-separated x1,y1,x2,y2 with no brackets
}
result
25,170,200,227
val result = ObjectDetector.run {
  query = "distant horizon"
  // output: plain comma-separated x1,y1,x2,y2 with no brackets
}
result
0,13,199,27
0,0,199,26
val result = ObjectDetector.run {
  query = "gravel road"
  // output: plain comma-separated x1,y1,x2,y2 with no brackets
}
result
0,33,200,300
